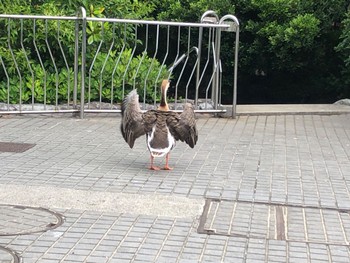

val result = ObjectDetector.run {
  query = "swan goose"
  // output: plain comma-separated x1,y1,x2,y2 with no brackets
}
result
120,79,198,170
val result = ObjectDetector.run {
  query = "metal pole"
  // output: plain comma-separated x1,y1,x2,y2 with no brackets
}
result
219,15,239,118
214,28,221,110
233,28,239,118
200,11,219,110
73,14,79,107
78,7,87,119
196,27,202,109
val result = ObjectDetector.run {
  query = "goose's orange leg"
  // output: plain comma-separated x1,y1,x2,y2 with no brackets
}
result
163,153,173,170
149,156,161,170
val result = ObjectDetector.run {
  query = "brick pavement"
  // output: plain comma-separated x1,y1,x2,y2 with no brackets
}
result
0,113,350,262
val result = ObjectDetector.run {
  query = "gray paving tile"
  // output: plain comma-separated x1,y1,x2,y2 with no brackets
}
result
1,114,350,262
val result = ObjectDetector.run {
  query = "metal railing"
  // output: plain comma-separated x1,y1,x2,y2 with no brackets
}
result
0,8,239,118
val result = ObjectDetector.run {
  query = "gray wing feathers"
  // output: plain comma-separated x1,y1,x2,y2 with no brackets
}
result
120,89,146,148
168,103,198,148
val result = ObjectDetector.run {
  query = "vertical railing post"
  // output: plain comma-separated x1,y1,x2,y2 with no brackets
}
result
196,27,202,109
233,27,239,118
200,11,219,109
219,15,239,118
75,7,87,119
74,15,79,108
214,27,221,110
80,8,87,119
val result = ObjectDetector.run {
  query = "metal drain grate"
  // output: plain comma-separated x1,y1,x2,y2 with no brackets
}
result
198,199,350,246
0,205,64,236
0,142,35,153
0,246,21,263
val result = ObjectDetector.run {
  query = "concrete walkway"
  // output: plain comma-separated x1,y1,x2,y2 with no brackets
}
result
218,103,350,117
236,103,350,115
0,105,350,262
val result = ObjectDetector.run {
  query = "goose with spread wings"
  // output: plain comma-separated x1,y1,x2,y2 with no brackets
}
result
120,79,198,170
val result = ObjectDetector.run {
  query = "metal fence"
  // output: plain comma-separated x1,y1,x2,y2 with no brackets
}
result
0,7,239,118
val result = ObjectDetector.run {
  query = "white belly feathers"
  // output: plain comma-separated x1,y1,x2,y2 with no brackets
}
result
147,126,176,158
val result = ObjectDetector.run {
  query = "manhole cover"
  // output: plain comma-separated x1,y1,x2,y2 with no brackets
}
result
0,246,21,263
0,142,35,153
198,199,350,246
0,205,64,236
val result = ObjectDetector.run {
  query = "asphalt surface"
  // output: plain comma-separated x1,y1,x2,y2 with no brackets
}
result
0,105,350,262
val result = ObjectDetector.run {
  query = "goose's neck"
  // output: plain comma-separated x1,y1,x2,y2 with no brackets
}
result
159,84,169,111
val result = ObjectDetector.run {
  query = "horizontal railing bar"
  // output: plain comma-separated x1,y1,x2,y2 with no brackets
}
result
0,110,79,114
0,109,231,119
0,109,226,115
83,109,227,113
0,14,230,29
0,108,226,113
0,14,79,21
87,17,230,28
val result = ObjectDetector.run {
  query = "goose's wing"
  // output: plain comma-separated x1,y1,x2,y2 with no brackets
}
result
167,103,198,148
121,90,156,148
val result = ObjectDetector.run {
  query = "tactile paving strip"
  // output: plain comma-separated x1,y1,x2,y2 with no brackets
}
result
0,142,35,153
0,205,64,236
0,246,21,263
198,199,350,246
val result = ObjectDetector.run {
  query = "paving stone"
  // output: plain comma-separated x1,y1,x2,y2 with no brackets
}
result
1,114,350,262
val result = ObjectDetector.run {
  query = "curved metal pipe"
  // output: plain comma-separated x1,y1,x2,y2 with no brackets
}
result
219,14,240,118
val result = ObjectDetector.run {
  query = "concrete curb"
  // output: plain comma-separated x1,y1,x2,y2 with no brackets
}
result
218,104,350,117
